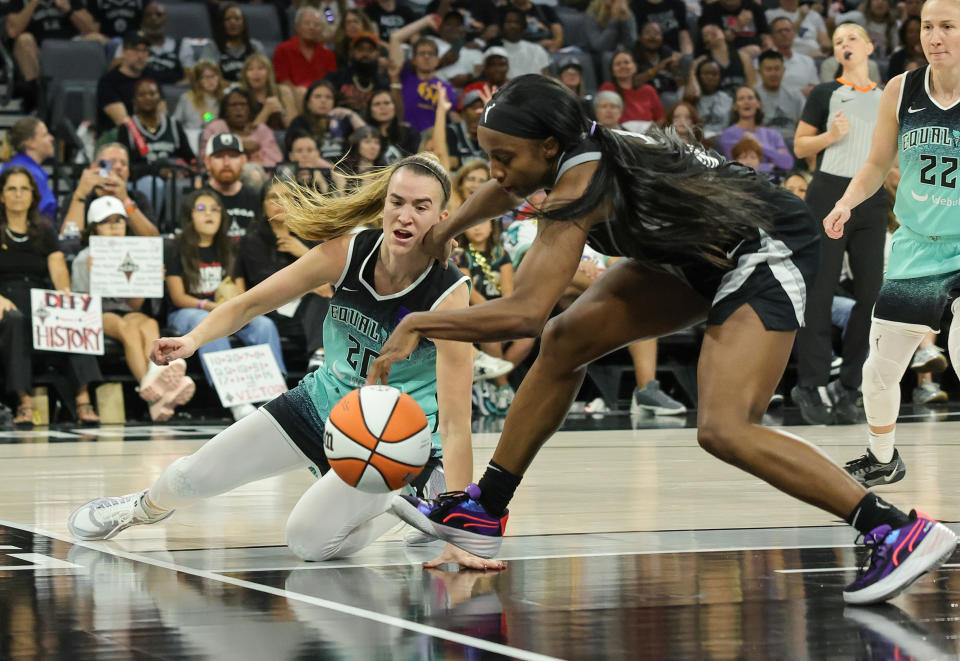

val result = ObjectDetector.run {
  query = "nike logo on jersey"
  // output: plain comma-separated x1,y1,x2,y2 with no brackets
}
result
908,106,926,113
725,239,745,259
911,190,929,202
339,286,358,292
841,98,853,103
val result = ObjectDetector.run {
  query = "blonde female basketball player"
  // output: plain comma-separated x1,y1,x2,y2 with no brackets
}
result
67,154,504,570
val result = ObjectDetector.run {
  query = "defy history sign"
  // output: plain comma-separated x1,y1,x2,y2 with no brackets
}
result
30,289,104,355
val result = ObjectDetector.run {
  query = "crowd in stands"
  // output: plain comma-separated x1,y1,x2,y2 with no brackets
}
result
0,0,944,425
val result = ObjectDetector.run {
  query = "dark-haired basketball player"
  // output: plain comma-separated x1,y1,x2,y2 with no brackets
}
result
368,74,957,604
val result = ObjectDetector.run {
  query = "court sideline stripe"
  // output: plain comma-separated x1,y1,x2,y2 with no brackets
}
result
0,519,562,661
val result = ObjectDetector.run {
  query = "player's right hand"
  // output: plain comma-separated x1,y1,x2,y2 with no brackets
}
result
823,204,852,239
151,336,198,365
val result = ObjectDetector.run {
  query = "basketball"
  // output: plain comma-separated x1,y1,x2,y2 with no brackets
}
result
324,385,432,493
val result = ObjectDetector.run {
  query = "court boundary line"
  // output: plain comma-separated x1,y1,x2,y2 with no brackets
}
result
0,519,561,661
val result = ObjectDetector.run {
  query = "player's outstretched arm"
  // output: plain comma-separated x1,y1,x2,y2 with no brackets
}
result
151,236,352,366
423,179,522,264
824,75,902,239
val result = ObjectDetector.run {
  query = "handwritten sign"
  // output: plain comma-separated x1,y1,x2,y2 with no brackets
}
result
202,344,287,406
31,289,104,355
89,236,164,298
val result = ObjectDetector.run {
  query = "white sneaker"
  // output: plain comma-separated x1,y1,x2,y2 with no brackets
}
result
473,351,513,382
67,489,172,540
584,397,608,414
911,345,948,374
230,403,257,421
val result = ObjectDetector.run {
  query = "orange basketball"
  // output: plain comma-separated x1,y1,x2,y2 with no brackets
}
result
324,385,432,493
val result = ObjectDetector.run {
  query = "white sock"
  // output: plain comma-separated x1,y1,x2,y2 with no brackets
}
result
140,361,164,386
868,430,896,464
140,491,169,517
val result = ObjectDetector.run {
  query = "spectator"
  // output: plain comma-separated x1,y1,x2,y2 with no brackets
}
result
424,0,499,42
3,0,101,109
717,85,794,172
632,0,694,54
500,0,563,52
832,0,898,59
137,2,185,86
89,0,142,37
461,46,511,97
0,166,101,425
388,14,458,133
586,0,638,56
273,7,339,109
0,117,56,220
599,49,664,130
781,169,811,198
634,21,684,109
203,133,261,240
117,79,195,174
96,30,150,135
200,2,265,83
200,87,283,170
495,8,551,78
430,12,485,89
446,87,485,169
282,133,334,193
556,57,592,102
324,31,391,113
664,100,705,145
164,188,286,421
61,143,158,236
240,53,298,130
765,0,830,57
593,89,626,129
364,0,418,43
287,79,366,162
71,196,195,422
755,49,805,148
454,210,518,415
730,134,763,169
235,181,331,370
769,16,819,96
697,23,756,94
365,89,420,164
698,0,770,50
886,16,924,80
173,59,226,133
332,8,378,68
684,57,734,140
448,158,489,214
337,125,386,183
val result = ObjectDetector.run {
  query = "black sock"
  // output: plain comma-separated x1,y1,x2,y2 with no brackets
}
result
847,492,911,535
476,461,522,517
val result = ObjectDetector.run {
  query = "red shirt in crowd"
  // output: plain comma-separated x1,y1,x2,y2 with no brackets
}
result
273,36,337,88
599,82,665,123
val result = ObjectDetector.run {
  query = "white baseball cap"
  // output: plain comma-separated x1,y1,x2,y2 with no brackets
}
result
87,196,127,224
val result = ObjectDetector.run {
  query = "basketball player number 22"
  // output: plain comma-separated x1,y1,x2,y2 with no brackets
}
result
346,334,380,378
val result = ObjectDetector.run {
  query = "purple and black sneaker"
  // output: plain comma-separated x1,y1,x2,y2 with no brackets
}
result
844,511,957,605
391,483,507,559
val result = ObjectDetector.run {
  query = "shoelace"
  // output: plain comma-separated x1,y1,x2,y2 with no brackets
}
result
92,496,137,527
844,455,874,473
855,527,891,578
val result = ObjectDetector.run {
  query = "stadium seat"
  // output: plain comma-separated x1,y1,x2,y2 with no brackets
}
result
241,4,285,44
39,40,107,81
166,4,213,41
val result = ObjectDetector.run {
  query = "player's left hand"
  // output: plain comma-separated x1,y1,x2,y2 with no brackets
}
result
423,543,507,571
366,318,421,385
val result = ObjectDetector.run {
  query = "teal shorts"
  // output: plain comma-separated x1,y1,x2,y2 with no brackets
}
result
886,224,960,280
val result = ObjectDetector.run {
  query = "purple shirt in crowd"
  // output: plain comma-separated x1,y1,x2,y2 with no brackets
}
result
716,125,795,173
400,64,457,133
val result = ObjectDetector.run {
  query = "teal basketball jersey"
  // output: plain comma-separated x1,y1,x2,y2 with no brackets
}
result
894,66,960,238
299,229,469,450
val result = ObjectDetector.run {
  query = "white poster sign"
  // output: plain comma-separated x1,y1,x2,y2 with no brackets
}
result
89,235,164,298
31,289,104,355
202,344,288,406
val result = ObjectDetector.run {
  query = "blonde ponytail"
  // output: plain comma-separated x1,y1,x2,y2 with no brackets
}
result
277,152,452,242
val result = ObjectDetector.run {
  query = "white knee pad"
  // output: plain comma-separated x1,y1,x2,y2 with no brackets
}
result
862,318,929,427
949,298,960,378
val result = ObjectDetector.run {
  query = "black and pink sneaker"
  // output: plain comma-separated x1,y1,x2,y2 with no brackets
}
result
844,511,957,605
392,483,508,559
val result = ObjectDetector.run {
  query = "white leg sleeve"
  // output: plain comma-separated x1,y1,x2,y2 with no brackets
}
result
948,298,960,381
285,471,399,561
862,317,930,428
149,409,310,510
